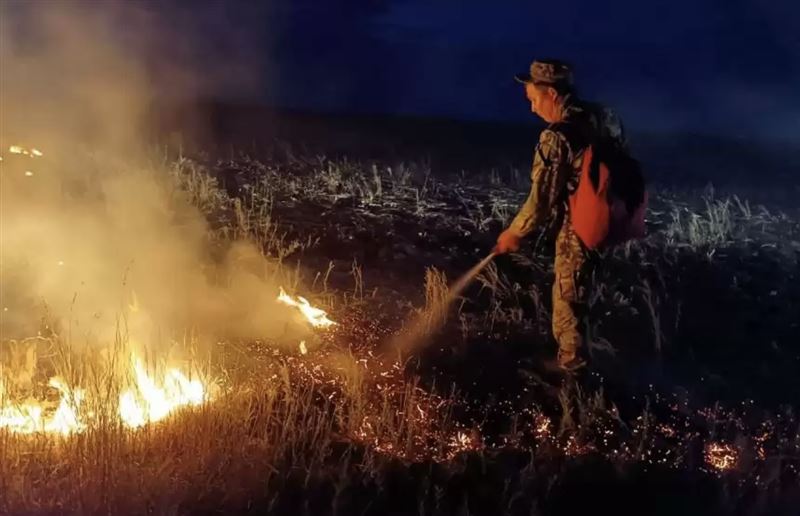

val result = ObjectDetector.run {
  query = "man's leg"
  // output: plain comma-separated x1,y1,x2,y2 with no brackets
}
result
552,224,587,369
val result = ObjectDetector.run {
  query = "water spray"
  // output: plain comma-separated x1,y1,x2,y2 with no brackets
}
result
443,252,497,305
387,252,498,358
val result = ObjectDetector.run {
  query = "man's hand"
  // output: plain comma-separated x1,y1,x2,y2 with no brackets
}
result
494,228,523,254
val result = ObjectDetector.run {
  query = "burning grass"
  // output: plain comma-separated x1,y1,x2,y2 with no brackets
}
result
0,354,207,434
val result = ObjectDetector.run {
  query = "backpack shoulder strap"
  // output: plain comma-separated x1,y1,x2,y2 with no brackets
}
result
548,120,592,162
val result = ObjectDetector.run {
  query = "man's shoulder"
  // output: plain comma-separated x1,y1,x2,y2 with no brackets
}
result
546,116,591,155
535,128,570,160
537,127,567,144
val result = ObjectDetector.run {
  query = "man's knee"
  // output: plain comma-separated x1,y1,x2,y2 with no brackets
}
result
552,262,586,352
554,256,582,305
552,285,579,334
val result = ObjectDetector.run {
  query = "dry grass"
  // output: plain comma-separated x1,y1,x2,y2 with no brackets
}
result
3,150,799,515
421,267,449,333
0,327,478,514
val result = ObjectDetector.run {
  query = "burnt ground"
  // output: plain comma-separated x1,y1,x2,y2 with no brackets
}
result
178,120,800,515
214,153,800,406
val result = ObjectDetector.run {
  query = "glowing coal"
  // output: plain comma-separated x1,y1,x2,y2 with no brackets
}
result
705,442,738,471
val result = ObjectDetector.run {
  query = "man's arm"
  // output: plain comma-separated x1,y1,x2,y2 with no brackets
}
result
508,128,571,236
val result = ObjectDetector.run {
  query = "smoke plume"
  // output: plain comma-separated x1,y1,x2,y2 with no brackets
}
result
0,1,304,351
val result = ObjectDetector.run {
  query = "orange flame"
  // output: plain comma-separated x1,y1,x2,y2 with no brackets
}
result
0,356,208,435
118,357,206,429
8,145,43,157
277,287,336,328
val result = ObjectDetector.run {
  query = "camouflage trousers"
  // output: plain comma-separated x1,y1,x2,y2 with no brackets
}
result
552,222,589,356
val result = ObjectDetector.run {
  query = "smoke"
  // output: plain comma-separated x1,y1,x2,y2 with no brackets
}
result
0,1,304,350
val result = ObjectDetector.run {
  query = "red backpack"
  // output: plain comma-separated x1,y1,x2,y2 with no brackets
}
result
568,144,647,249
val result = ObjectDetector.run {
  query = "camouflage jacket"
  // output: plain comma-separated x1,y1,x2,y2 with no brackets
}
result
509,96,627,236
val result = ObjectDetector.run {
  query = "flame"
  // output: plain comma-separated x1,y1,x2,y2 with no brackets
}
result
0,378,85,435
44,378,85,435
0,385,44,434
0,356,207,434
277,287,336,328
118,358,206,429
7,145,43,157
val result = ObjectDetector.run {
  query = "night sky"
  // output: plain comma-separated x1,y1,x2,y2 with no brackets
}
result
157,0,797,145
8,0,800,144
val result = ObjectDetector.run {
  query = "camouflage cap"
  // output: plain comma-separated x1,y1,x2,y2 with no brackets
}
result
514,59,574,86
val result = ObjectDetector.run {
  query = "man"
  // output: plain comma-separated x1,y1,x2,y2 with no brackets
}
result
494,59,627,371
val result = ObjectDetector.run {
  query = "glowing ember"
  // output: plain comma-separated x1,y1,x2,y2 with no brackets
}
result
299,340,308,355
534,413,553,440
705,442,738,471
7,145,42,157
277,287,336,328
446,429,482,458
0,356,208,435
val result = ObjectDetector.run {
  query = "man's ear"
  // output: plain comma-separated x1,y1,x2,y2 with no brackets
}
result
547,86,559,101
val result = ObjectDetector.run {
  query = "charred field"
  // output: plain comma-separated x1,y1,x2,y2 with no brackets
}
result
2,122,800,515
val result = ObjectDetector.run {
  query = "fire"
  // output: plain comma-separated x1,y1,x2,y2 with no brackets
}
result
705,442,738,471
7,145,43,157
0,390,45,435
0,378,85,435
44,378,85,434
118,358,206,429
277,287,337,328
0,356,208,435
534,413,553,440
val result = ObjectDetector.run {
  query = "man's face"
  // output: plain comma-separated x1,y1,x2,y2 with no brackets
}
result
524,83,559,123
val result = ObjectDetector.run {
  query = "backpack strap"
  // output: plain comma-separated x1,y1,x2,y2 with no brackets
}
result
548,120,592,162
549,119,600,190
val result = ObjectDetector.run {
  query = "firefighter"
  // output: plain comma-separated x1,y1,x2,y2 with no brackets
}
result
494,59,628,371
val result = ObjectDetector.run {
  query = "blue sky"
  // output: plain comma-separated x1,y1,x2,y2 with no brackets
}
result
6,0,799,143
252,0,799,143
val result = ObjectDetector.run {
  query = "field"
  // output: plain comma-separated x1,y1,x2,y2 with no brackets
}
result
1,120,799,515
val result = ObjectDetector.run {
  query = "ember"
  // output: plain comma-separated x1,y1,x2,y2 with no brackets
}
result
7,145,43,157
705,442,738,471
